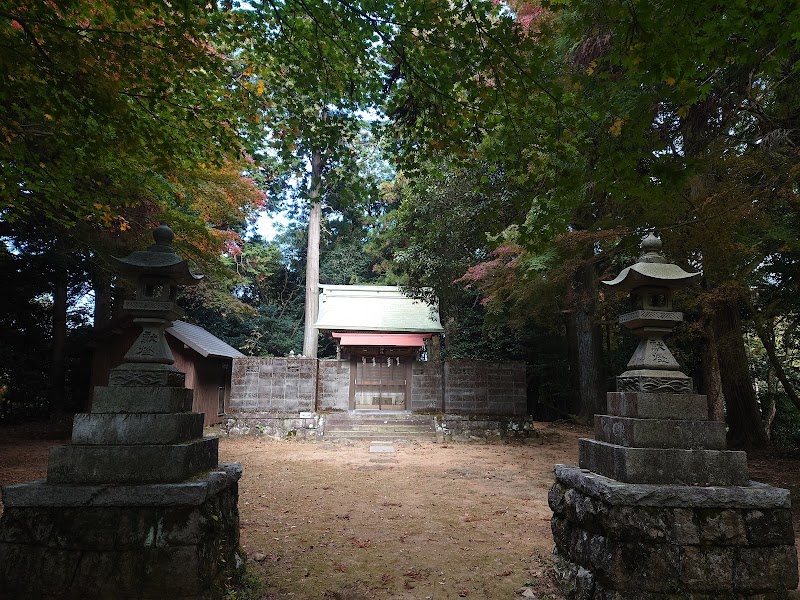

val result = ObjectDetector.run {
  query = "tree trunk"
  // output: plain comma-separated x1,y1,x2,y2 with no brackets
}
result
302,149,325,358
713,297,768,448
93,265,113,330
49,270,68,415
567,263,605,422
701,319,725,422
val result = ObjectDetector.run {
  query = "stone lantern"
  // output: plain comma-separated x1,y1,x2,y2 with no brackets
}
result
602,233,699,394
0,224,243,599
549,233,798,599
108,223,202,386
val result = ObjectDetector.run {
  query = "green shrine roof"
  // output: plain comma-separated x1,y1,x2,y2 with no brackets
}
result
314,285,444,333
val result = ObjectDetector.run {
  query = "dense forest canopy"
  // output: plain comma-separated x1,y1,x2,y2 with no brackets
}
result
1,0,798,448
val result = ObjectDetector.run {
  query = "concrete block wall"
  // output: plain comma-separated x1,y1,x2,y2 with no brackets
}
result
444,360,526,415
411,361,442,412
230,357,526,417
318,359,350,411
230,357,317,413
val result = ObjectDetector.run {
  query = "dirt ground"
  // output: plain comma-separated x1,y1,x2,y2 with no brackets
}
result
2,421,800,599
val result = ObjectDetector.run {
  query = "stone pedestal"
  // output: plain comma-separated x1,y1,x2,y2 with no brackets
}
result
551,465,797,599
552,391,798,599
0,466,241,600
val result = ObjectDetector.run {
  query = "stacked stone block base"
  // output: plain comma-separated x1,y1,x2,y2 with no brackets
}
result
550,465,798,599
221,411,322,439
0,465,242,600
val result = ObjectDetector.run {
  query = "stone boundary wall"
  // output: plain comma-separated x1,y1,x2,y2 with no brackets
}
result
230,357,316,413
411,361,442,411
228,357,527,418
444,360,527,415
317,359,350,411
221,412,322,440
435,415,539,443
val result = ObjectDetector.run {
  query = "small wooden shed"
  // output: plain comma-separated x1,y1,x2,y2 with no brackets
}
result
91,319,244,426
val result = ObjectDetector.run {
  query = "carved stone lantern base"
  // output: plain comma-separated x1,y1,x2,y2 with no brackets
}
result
551,389,798,598
0,370,243,599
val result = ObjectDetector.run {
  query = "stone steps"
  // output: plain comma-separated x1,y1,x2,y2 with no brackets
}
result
322,413,435,441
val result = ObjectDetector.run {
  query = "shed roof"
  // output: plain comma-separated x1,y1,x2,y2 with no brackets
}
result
166,320,245,359
314,285,444,333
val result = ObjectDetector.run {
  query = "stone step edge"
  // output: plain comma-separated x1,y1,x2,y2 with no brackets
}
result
3,464,243,509
554,464,790,508
578,438,748,486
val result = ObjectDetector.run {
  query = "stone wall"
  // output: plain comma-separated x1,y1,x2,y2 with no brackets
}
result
0,466,242,599
410,361,442,412
436,415,539,443
550,464,798,599
221,413,321,440
228,357,528,419
444,360,526,415
230,357,316,413
317,359,350,411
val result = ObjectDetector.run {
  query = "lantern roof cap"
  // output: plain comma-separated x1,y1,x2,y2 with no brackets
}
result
602,234,700,293
111,224,203,285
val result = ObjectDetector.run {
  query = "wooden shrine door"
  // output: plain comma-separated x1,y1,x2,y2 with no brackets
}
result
351,356,411,410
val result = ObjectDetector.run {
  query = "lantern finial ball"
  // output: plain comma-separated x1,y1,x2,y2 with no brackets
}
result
152,223,175,248
641,233,662,252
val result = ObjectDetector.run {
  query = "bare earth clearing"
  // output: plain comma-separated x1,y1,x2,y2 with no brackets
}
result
2,421,800,599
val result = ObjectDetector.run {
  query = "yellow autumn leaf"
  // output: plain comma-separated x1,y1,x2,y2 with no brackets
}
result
586,60,596,76
43,113,54,121
256,80,265,96
677,105,690,118
609,118,624,137
665,76,676,86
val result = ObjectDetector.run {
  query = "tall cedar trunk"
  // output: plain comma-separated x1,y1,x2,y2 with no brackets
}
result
701,319,725,422
302,149,324,358
92,267,113,330
49,269,68,414
713,298,768,448
567,263,605,421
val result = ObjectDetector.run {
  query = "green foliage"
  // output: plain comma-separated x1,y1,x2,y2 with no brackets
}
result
1,1,256,229
224,565,264,600
180,236,305,357
770,394,800,453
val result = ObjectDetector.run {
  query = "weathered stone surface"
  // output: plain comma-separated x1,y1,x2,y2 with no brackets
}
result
606,392,709,420
91,385,193,413
744,509,795,545
733,545,799,592
679,546,735,591
551,467,798,599
616,373,693,394
108,364,187,388
47,437,219,484
595,415,726,450
696,508,748,545
554,465,791,509
3,465,242,508
0,469,241,600
579,439,748,486
72,412,204,445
